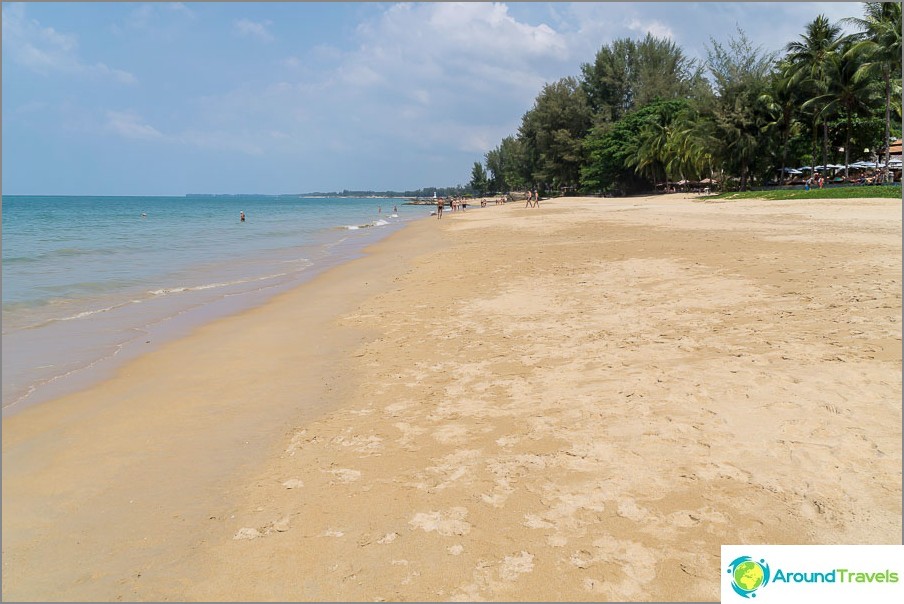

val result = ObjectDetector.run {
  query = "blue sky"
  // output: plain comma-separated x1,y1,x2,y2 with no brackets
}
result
2,2,864,196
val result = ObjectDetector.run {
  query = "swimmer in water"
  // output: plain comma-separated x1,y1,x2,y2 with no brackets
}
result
240,211,245,222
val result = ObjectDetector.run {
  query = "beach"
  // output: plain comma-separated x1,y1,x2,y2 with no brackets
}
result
2,194,901,601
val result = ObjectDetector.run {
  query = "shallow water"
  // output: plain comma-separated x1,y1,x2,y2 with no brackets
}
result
2,195,424,413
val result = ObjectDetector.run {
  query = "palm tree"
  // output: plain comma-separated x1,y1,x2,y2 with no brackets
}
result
625,101,702,189
805,39,881,179
843,2,902,183
626,120,668,188
759,61,803,184
663,108,712,185
786,15,843,172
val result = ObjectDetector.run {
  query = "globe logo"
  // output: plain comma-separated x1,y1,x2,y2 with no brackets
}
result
727,556,771,598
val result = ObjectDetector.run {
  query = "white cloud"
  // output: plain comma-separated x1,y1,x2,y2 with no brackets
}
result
2,3,136,84
294,1,572,155
338,2,567,96
105,110,164,141
234,18,275,43
104,107,269,156
626,18,674,40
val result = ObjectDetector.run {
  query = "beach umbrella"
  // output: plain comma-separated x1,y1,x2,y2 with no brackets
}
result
798,166,813,171
783,167,803,174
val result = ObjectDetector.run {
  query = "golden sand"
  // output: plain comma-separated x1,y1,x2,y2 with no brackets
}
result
2,194,901,601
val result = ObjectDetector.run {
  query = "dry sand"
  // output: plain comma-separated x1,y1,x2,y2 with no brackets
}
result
2,194,901,601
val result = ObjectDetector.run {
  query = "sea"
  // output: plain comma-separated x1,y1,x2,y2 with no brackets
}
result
1,194,429,415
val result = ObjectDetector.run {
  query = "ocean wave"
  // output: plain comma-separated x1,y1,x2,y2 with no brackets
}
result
343,218,390,230
55,302,134,321
6,299,140,332
148,271,296,297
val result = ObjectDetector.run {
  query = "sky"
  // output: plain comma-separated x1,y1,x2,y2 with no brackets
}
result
2,2,866,196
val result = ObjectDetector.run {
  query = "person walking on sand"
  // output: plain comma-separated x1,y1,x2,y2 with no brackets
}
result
533,188,540,207
436,197,444,219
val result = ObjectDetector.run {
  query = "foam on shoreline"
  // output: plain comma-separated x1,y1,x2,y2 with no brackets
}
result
2,217,410,415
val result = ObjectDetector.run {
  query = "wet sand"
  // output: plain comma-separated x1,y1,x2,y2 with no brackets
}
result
2,194,901,601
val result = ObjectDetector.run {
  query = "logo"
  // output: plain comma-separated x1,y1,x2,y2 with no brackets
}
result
727,556,771,598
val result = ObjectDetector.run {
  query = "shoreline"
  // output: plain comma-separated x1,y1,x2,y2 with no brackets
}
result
1,205,416,416
2,209,446,600
3,194,901,601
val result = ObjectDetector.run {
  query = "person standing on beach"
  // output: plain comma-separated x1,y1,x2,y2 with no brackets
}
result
436,197,444,219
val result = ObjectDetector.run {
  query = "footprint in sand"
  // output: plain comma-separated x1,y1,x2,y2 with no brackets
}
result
547,534,568,547
232,516,290,540
500,551,535,581
432,423,470,444
269,516,291,533
570,549,594,569
233,527,262,540
409,507,471,536
523,513,554,529
329,468,361,483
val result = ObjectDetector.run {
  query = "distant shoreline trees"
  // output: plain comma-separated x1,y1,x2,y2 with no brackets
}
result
478,2,902,195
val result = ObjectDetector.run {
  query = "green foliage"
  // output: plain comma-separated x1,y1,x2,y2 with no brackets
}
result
706,185,900,200
706,28,776,190
843,2,902,181
581,99,690,193
469,161,489,194
485,136,529,192
477,5,900,198
581,34,704,123
518,76,592,190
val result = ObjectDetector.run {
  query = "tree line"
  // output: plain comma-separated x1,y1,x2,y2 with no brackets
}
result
468,2,902,196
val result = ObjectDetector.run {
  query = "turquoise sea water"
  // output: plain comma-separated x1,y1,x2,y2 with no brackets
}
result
2,195,426,413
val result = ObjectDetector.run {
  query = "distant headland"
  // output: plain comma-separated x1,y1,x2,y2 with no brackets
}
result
185,187,468,200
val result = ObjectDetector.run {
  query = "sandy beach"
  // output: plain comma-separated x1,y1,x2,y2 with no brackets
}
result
2,193,901,601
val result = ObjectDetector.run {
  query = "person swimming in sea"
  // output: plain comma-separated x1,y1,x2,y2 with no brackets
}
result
240,211,245,222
